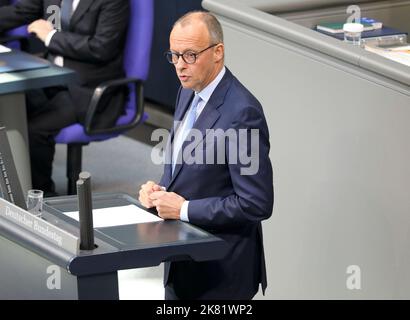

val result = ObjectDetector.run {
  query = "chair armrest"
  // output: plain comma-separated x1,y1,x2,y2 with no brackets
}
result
84,77,144,135
0,34,29,49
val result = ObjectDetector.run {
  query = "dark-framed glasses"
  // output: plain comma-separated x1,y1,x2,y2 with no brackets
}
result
165,43,219,64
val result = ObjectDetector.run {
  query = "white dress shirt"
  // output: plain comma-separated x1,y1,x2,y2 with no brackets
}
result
178,66,226,222
45,0,81,67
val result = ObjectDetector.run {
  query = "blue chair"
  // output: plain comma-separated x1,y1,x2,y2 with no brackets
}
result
2,25,27,49
55,0,154,194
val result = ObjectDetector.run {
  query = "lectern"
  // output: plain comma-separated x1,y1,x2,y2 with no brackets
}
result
0,193,227,299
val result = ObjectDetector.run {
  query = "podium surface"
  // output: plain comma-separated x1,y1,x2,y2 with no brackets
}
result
0,193,227,299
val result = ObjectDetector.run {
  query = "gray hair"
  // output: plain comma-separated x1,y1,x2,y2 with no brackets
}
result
173,11,224,44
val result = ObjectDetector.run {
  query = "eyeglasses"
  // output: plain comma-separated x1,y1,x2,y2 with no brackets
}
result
165,43,219,64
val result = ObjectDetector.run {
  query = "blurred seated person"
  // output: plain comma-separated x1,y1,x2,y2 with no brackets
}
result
0,0,130,196
0,0,9,37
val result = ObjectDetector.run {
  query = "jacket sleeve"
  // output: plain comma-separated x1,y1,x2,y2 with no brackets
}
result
48,0,129,63
0,0,43,33
187,105,274,230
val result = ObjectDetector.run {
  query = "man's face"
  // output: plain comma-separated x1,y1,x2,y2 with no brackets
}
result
169,22,223,92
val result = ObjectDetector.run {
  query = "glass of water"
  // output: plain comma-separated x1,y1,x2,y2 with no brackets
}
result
343,23,364,46
26,189,43,217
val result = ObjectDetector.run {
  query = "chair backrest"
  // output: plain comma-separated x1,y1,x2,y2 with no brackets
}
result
55,0,154,143
125,0,153,82
116,0,154,126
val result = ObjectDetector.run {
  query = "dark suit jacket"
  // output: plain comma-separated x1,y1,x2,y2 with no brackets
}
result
160,68,274,299
0,0,11,37
0,0,129,128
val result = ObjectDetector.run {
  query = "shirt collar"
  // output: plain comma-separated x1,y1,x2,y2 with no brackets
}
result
196,66,226,104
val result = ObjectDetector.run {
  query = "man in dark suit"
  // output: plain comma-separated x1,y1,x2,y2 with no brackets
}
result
139,11,274,300
0,0,9,36
0,0,129,195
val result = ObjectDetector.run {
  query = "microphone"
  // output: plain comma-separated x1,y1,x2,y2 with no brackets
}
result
77,172,94,250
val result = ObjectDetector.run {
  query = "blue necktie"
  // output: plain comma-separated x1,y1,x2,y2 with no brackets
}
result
61,0,74,31
172,94,201,175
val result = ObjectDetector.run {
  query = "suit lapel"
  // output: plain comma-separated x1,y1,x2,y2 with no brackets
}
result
168,108,220,188
175,92,194,122
169,92,194,141
161,135,173,187
166,69,233,189
162,91,193,188
70,0,93,27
